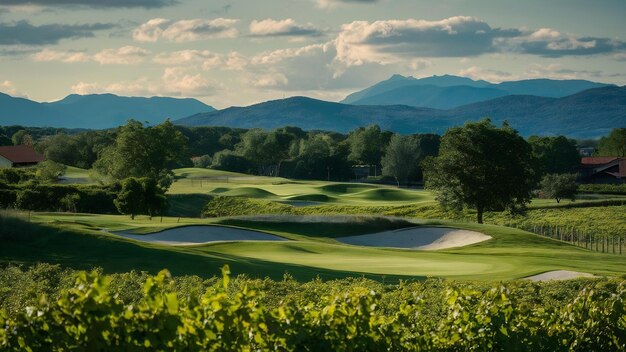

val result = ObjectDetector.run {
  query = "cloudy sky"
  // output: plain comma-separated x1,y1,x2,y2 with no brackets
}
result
0,0,625,108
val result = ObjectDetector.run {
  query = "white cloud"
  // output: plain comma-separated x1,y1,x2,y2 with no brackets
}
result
92,46,150,64
72,67,220,97
32,48,90,63
458,66,516,82
153,49,219,65
249,18,322,38
334,17,519,67
247,73,289,87
32,46,149,64
0,80,27,98
133,18,239,42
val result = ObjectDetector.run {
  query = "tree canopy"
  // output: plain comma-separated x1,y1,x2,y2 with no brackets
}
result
597,128,626,157
539,173,578,203
528,136,580,175
381,135,420,187
424,119,536,223
94,120,188,188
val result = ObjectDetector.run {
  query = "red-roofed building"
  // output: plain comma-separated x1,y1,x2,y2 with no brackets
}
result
0,145,45,168
580,157,626,184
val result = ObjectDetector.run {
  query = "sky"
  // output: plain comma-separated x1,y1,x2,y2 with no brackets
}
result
0,0,625,108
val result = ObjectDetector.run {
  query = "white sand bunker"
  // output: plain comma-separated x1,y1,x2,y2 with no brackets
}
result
525,270,595,282
336,227,491,250
113,225,287,246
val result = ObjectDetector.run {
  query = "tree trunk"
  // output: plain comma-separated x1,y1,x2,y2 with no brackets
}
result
395,176,400,188
131,214,135,220
476,206,484,224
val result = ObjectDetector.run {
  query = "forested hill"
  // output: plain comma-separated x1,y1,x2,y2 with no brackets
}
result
176,86,626,138
0,93,214,129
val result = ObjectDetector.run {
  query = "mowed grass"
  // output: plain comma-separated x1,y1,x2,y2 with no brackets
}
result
7,212,625,282
169,168,435,208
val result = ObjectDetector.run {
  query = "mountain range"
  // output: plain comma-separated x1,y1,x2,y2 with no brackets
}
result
340,74,613,108
0,93,214,129
1,75,624,137
176,85,626,138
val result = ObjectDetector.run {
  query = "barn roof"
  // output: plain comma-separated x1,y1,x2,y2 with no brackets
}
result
581,157,620,165
0,145,45,163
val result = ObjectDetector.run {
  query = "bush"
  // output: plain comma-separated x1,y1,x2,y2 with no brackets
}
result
203,195,292,217
579,183,626,195
1,267,624,351
4,184,117,213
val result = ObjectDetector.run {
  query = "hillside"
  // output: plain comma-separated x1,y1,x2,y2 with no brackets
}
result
176,86,626,138
0,93,215,128
349,85,510,109
341,74,613,108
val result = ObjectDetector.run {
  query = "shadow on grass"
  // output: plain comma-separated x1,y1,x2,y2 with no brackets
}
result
0,212,424,283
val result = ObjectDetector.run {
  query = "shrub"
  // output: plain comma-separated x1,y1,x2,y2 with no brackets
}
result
202,195,292,217
1,267,625,351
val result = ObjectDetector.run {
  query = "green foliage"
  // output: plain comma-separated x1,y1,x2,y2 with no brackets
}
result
203,195,292,217
424,119,537,223
192,154,212,168
95,120,188,188
211,150,255,174
528,135,580,175
4,183,117,213
11,129,32,146
0,168,36,184
1,266,625,351
35,160,66,182
348,125,387,170
597,128,626,157
115,177,167,219
381,134,420,186
579,183,626,195
539,173,578,203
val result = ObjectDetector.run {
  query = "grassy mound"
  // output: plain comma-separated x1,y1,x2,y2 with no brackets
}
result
318,183,379,194
218,187,278,199
166,194,214,217
203,196,292,217
348,188,426,202
286,194,333,202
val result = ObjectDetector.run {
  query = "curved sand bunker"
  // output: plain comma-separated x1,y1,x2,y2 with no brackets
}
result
525,270,595,282
336,227,491,250
113,225,287,246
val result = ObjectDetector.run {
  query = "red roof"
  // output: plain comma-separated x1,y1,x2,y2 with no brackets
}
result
0,145,45,163
581,157,619,165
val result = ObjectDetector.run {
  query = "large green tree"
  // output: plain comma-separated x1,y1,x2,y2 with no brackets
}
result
597,128,626,157
95,120,188,188
348,125,387,176
381,134,420,187
114,177,167,219
528,136,580,175
424,120,536,223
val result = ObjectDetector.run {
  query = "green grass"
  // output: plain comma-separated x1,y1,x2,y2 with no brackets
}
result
4,211,624,282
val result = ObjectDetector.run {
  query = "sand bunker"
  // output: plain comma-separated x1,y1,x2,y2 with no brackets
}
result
113,225,287,246
336,227,491,250
525,270,595,282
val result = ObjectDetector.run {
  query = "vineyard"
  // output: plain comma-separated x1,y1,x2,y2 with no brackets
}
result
0,265,625,351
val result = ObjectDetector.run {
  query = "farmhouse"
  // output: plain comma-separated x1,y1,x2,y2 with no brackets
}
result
579,157,626,184
0,145,45,168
